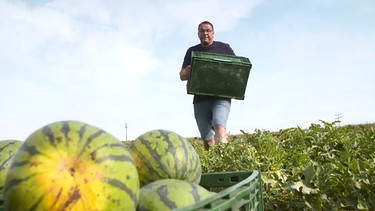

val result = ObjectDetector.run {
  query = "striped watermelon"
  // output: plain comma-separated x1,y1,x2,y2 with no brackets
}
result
137,179,215,211
4,120,139,211
128,129,201,187
0,139,23,194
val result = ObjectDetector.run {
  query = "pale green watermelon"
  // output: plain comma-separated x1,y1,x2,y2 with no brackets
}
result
128,129,202,187
137,179,215,211
0,139,23,194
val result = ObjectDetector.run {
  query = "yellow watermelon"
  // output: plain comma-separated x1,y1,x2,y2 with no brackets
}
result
4,120,139,211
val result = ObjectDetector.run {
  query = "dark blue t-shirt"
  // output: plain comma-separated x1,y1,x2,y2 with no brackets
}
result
182,41,236,103
182,41,235,68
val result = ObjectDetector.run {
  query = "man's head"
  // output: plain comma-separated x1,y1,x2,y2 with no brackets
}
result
198,21,214,47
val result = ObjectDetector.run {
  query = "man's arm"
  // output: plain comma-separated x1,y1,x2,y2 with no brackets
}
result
179,65,191,81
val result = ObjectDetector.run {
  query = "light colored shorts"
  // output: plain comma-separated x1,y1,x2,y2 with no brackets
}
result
193,98,231,141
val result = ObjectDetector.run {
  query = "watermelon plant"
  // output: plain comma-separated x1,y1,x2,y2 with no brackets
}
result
188,121,375,210
4,120,140,211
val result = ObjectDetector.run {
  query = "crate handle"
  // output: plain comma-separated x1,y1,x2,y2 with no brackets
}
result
212,58,232,62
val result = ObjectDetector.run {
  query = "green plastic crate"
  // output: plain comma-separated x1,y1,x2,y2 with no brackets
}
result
174,170,264,211
187,51,252,100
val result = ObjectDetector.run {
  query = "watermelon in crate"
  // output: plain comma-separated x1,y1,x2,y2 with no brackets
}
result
137,179,215,211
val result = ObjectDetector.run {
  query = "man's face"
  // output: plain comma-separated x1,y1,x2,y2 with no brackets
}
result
198,23,214,46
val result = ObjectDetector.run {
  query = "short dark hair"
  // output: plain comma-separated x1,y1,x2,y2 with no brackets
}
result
198,21,214,31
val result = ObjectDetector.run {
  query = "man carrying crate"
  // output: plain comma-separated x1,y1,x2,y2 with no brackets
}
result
179,21,236,150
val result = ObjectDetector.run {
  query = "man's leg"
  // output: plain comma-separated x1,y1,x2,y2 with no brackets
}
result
213,125,228,143
194,101,215,150
203,137,216,150
212,99,231,144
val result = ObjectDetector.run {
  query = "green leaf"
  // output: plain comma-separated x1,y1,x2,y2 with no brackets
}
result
283,181,319,195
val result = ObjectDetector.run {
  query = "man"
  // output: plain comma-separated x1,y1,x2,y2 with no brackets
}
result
180,21,236,150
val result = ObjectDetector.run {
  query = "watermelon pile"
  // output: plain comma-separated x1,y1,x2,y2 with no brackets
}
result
0,121,213,211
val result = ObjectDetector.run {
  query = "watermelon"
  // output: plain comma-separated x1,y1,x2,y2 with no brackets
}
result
128,129,202,187
4,120,139,211
137,179,215,211
0,139,23,194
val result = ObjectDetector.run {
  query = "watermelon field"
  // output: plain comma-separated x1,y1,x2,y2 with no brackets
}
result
187,120,375,210
1,120,374,210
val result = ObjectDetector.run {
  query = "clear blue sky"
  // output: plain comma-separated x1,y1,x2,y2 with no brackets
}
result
1,0,374,141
